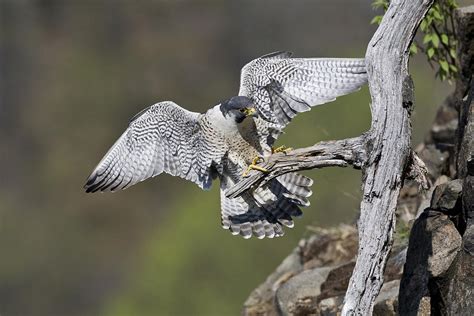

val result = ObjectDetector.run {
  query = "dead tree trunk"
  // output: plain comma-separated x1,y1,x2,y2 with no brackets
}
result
230,0,434,314
342,0,433,314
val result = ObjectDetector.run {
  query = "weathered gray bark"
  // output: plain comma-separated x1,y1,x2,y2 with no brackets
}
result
343,1,433,314
230,0,433,314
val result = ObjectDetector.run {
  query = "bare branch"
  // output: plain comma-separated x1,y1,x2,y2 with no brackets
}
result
225,136,367,199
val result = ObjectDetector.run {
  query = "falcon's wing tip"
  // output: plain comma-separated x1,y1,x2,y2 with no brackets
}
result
84,172,98,192
83,170,112,193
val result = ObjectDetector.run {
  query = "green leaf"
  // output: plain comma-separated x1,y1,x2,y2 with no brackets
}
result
423,34,432,44
420,20,427,31
441,34,449,45
450,48,457,59
427,47,435,59
426,15,433,25
432,34,440,48
371,16,383,25
449,64,458,73
372,0,388,9
410,44,418,55
433,9,443,20
439,59,449,72
448,0,459,9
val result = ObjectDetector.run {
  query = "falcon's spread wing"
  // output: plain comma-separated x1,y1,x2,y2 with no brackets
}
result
239,51,367,129
85,101,222,193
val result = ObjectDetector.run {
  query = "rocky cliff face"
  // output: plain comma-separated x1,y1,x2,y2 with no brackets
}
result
243,6,474,316
243,224,406,315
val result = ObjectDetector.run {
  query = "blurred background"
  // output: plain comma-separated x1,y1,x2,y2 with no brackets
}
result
0,0,459,315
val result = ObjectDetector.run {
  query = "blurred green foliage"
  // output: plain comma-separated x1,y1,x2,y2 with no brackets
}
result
0,1,454,316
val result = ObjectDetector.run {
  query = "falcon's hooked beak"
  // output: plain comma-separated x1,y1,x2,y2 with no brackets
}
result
241,107,257,117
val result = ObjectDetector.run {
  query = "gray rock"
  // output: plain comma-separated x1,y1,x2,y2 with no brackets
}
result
431,117,458,145
464,175,474,230
318,296,343,316
275,267,332,315
243,247,303,316
399,209,462,315
415,175,450,218
416,144,450,179
428,216,463,277
318,262,355,301
300,225,358,269
430,179,463,212
416,297,431,316
440,225,474,315
455,5,474,178
243,225,358,316
373,280,400,316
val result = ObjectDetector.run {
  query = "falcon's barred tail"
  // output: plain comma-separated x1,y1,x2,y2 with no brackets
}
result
220,172,313,239
277,173,313,207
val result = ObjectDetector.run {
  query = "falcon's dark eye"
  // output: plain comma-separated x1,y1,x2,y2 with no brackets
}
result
239,109,246,113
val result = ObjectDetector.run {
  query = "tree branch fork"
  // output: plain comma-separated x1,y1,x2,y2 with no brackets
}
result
226,127,426,200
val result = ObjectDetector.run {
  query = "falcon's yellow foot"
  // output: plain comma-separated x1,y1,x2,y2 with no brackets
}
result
242,156,269,177
272,145,293,154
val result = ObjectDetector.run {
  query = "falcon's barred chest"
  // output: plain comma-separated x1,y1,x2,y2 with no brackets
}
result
202,106,265,178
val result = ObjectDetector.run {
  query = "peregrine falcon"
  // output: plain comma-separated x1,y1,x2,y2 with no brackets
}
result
84,52,367,239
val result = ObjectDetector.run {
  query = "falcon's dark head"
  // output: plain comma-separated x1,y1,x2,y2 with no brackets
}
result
220,96,257,123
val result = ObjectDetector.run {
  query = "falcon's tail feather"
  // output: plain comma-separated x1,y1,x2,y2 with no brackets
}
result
220,172,313,239
277,173,313,206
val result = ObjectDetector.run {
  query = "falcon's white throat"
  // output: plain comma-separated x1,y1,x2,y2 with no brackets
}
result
207,104,245,134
